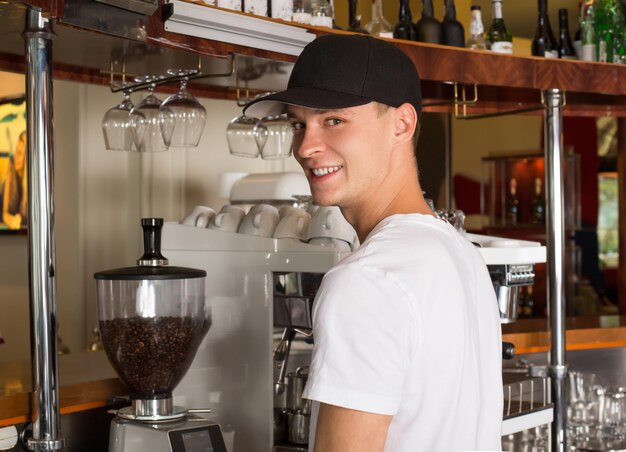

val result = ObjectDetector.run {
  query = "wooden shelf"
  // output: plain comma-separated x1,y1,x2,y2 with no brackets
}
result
1,0,626,115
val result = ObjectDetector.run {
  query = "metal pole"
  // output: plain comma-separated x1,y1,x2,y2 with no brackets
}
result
543,88,567,452
23,9,64,451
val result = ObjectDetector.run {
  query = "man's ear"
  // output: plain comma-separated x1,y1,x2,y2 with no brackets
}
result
393,103,418,147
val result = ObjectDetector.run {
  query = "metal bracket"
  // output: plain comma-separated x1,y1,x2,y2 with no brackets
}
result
102,53,236,93
423,83,567,120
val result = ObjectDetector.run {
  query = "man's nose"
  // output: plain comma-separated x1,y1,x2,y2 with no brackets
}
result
295,126,324,159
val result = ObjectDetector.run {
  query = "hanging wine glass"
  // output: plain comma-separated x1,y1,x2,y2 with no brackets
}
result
254,115,294,160
129,76,169,152
159,69,207,148
102,89,135,151
226,115,264,158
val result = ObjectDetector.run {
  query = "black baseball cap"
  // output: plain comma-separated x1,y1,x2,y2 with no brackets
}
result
243,34,422,119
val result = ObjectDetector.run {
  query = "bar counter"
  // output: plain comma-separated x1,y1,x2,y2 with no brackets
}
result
503,315,626,354
0,351,125,427
1,317,625,426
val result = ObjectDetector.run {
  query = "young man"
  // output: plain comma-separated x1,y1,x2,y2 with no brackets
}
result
245,35,503,452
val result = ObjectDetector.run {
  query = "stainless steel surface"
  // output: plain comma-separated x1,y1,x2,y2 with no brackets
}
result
116,403,188,421
23,8,64,451
273,445,307,452
488,264,536,323
286,367,309,414
286,412,309,445
543,88,568,452
274,328,296,396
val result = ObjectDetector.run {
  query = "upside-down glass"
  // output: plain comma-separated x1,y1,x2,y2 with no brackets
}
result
159,70,207,148
226,115,264,158
102,90,135,151
254,115,294,160
130,77,169,152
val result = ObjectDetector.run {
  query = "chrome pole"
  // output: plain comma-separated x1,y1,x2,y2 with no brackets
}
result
23,9,64,451
543,88,567,452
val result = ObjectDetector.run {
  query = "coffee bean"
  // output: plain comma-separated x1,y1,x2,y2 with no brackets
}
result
99,316,212,399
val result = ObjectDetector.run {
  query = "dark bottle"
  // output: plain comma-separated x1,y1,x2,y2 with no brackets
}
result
531,177,545,224
442,0,465,47
505,177,519,225
394,0,417,40
347,0,369,33
532,0,559,57
558,8,577,58
415,0,443,44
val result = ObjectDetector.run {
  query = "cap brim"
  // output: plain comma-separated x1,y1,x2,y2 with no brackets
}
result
243,86,373,118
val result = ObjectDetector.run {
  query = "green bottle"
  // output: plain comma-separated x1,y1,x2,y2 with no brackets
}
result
596,0,625,63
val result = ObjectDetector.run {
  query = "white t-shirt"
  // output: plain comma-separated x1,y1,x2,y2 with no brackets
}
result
302,214,503,452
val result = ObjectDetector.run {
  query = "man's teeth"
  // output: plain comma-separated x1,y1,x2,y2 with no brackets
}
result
312,166,342,177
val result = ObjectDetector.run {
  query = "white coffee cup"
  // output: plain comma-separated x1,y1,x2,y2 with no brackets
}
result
209,205,246,232
307,206,357,248
182,205,216,228
308,237,352,251
274,207,311,240
238,203,280,237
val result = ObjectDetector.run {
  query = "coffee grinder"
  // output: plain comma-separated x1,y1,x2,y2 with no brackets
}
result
95,218,227,452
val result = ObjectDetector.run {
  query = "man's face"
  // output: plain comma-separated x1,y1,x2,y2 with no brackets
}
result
288,103,396,209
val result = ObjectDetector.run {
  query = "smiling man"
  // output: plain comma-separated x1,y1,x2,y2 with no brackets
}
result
245,35,503,452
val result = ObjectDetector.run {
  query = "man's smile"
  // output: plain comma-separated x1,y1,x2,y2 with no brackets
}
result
311,165,343,177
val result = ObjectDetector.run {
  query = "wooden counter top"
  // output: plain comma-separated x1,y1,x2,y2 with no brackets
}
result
0,351,126,427
503,316,626,354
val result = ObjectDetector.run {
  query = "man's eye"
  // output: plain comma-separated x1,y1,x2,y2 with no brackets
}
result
325,118,343,126
292,122,305,133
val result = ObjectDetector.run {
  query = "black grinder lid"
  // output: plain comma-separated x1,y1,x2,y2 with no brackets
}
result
94,218,206,281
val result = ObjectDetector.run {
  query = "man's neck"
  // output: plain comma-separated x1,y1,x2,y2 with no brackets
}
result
341,176,434,243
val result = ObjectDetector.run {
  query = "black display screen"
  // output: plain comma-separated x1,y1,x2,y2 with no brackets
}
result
169,425,227,452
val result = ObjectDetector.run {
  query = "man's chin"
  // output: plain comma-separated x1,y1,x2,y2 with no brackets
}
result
310,193,337,207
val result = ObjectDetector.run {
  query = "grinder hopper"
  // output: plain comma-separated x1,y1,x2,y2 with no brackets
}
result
94,218,209,421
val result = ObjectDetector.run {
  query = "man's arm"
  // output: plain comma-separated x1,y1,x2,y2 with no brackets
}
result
313,403,392,452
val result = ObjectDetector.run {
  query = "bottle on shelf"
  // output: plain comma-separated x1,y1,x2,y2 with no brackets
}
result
532,0,559,58
442,0,465,47
272,0,295,21
415,0,443,44
292,0,312,23
243,0,268,16
394,0,417,40
364,0,394,38
580,0,597,61
466,5,489,50
309,0,334,28
347,0,369,33
558,8,578,59
505,177,519,226
531,177,545,225
522,286,535,318
488,0,513,54
596,0,626,63
573,1,583,57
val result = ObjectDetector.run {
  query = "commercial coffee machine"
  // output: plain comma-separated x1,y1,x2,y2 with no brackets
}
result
161,220,346,452
162,170,548,451
95,218,228,452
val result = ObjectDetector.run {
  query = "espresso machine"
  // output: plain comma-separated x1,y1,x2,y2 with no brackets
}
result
162,172,549,451
94,218,228,452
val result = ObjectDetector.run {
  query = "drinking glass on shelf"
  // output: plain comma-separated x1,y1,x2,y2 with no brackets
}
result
102,89,134,151
226,115,264,158
159,69,206,148
129,76,169,152
254,115,294,160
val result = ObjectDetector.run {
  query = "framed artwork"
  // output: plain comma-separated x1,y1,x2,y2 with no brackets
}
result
0,96,27,232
